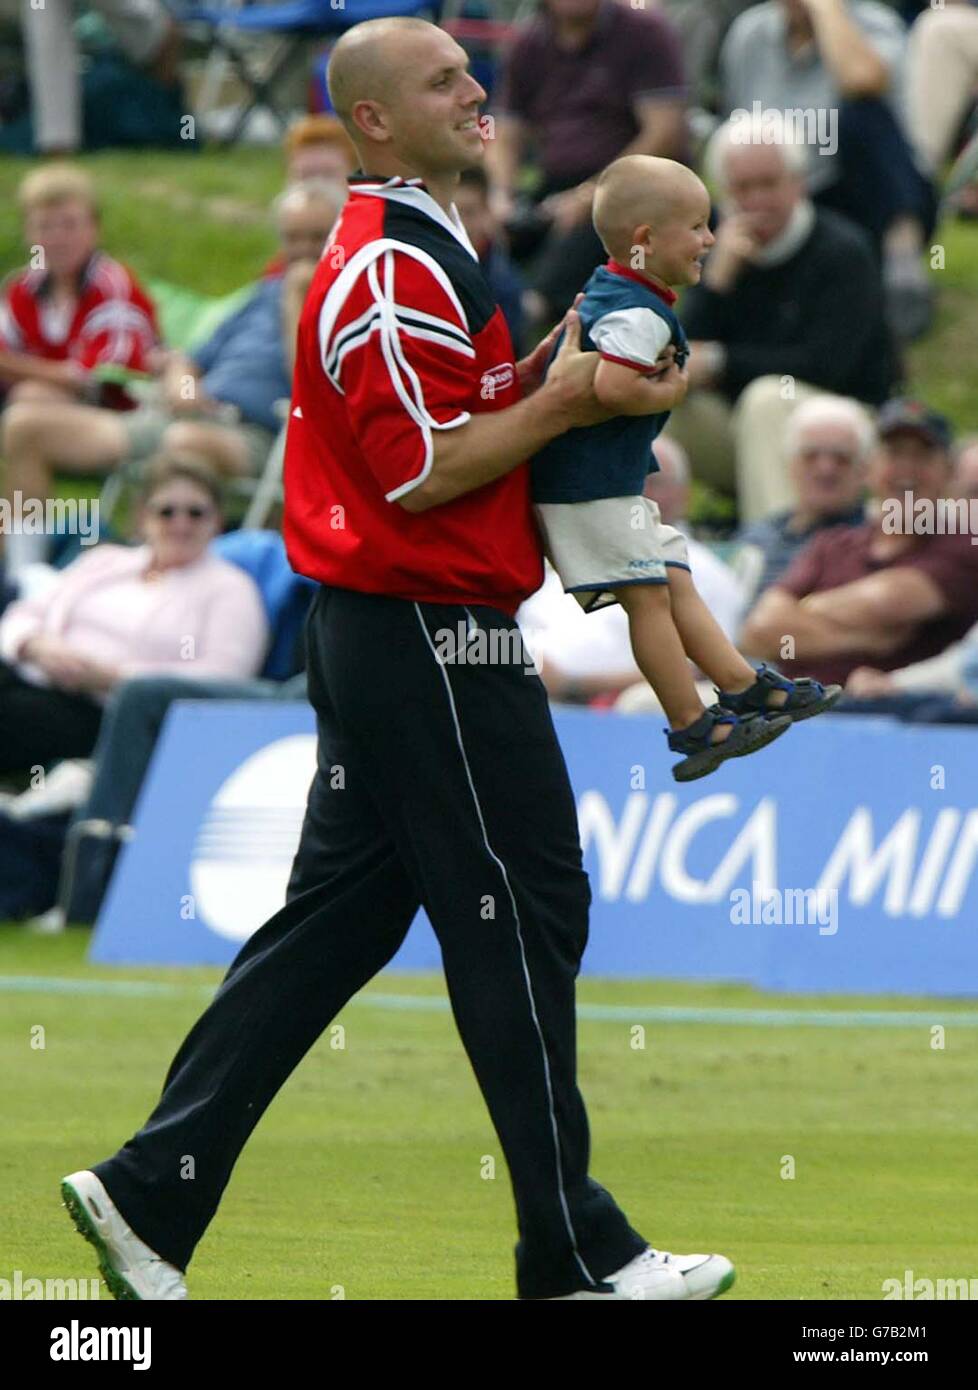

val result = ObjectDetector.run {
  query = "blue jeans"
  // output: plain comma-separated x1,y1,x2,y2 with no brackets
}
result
64,673,307,923
80,672,308,828
814,98,938,249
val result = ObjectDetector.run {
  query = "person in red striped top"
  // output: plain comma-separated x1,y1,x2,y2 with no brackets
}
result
0,164,160,576
0,164,158,405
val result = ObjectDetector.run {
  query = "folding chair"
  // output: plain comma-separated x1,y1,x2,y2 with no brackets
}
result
179,0,442,145
241,417,287,530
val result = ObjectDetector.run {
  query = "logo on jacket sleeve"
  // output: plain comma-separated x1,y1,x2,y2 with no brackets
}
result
480,362,515,399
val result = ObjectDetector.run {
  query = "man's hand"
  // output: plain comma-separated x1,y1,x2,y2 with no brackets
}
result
516,294,584,395
701,214,762,293
540,311,612,430
845,666,896,697
0,351,88,396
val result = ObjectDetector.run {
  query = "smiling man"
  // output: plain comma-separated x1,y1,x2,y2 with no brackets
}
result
61,18,735,1303
740,401,978,688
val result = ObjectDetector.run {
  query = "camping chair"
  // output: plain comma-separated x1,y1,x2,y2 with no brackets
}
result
178,0,443,145
241,416,287,530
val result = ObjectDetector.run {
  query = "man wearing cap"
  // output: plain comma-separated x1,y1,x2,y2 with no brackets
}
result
740,400,978,689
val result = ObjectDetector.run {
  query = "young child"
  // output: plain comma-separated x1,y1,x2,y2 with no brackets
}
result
531,155,841,781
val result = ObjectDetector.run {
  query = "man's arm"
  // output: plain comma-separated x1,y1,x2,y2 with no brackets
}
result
801,566,948,628
484,114,527,223
323,243,611,517
401,314,609,513
0,350,86,392
616,96,687,163
160,350,207,413
739,585,910,661
801,0,892,99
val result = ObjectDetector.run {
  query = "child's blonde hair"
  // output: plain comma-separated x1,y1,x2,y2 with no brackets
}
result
18,164,98,217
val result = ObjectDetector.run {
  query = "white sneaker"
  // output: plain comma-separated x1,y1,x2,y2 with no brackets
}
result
553,1246,736,1300
61,1170,188,1300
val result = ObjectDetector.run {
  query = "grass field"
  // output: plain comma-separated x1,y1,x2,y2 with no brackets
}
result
2,149,977,1301
2,925,977,1300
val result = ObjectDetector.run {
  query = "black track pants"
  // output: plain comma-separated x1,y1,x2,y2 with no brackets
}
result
93,587,647,1299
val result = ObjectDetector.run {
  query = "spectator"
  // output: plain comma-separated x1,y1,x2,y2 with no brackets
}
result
953,435,978,499
0,164,160,575
733,393,873,604
906,1,978,197
19,0,180,154
839,430,978,716
454,166,525,354
283,113,358,183
519,435,745,703
662,0,757,110
839,620,978,721
50,668,310,927
720,0,938,340
739,400,978,688
0,457,268,775
668,115,895,522
0,164,159,405
257,114,356,281
0,180,344,576
488,0,687,329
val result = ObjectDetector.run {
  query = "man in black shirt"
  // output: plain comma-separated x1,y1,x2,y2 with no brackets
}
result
666,117,896,524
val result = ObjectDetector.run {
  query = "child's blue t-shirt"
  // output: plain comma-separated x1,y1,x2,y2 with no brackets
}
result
530,261,689,504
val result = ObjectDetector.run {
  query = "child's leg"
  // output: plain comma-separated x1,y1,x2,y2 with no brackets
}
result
666,565,788,706
614,582,731,740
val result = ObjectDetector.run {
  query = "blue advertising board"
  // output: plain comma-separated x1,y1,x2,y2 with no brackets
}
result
91,702,978,995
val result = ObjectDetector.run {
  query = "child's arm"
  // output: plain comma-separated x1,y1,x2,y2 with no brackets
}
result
593,357,689,416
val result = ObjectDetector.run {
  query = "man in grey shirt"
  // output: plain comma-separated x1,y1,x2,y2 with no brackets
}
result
720,0,937,341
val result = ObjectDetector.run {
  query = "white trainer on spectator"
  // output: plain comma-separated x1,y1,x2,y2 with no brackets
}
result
553,1246,735,1300
61,1169,187,1300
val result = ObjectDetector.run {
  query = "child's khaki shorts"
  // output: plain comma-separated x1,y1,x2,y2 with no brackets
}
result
534,495,690,613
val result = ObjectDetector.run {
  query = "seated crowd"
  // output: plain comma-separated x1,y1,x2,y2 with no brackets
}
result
2,0,978,927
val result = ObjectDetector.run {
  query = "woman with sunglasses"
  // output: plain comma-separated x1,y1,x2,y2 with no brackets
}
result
0,456,269,775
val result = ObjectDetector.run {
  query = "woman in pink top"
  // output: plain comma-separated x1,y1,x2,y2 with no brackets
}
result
0,457,269,775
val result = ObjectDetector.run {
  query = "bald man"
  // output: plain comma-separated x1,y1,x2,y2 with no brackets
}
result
62,19,733,1303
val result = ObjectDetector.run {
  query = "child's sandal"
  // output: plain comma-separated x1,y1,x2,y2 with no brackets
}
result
717,663,842,723
667,704,791,783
